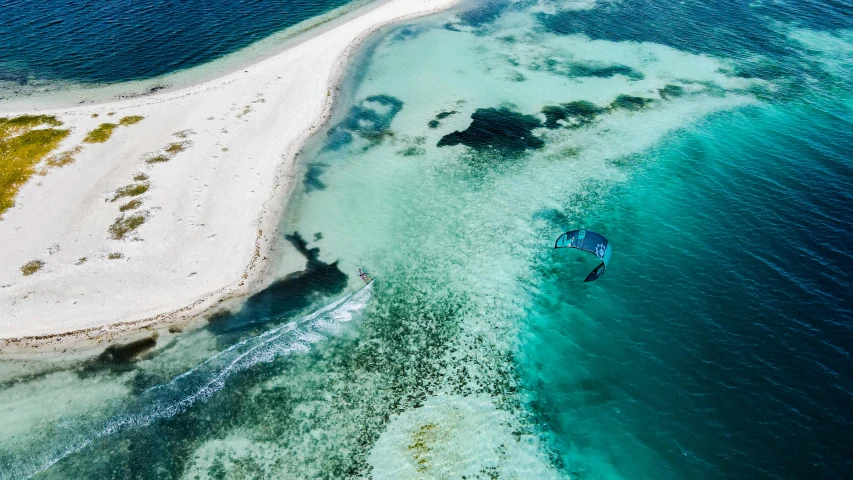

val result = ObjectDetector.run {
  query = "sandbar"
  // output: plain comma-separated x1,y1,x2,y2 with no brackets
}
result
0,0,460,352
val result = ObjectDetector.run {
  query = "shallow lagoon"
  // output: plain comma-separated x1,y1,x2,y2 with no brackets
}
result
1,0,852,478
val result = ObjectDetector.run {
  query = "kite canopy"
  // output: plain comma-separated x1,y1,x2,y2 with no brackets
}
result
554,229,612,282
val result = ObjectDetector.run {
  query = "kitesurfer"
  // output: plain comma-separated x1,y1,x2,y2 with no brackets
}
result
358,268,373,285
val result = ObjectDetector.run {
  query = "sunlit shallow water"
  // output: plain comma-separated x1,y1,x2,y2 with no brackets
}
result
1,0,852,478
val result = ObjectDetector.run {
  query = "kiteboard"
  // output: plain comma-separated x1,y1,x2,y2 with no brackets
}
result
358,268,374,286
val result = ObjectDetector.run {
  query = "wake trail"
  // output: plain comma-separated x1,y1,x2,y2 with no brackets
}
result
2,285,372,480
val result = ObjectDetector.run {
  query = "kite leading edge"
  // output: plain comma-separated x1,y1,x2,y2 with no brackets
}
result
554,229,612,282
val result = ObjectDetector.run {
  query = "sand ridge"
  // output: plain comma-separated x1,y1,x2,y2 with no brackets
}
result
0,0,461,347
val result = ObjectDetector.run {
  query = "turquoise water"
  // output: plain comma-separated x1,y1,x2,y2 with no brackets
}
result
1,0,852,478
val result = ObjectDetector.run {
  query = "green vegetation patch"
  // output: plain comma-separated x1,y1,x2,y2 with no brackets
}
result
119,199,143,212
84,114,144,144
83,123,119,143
111,182,150,202
0,115,69,216
20,259,45,276
173,129,195,139
0,115,63,138
107,252,124,259
109,214,146,240
132,172,149,182
164,141,188,154
43,145,84,171
76,257,87,265
145,154,170,164
118,115,144,126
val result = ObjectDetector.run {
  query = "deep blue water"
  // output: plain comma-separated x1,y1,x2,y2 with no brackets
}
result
0,0,354,85
522,99,853,479
520,1,853,477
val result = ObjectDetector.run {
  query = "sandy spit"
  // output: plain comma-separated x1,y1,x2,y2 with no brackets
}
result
0,0,461,355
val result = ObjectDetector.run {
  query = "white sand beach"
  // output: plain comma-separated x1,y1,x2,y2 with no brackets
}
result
0,0,459,347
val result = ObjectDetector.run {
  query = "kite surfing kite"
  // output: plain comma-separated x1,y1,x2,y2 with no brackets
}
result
554,229,612,282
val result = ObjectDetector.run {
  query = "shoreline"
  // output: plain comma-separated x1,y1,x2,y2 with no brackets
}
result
0,0,462,358
1,0,380,113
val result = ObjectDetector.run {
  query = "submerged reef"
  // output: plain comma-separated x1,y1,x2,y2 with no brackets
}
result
610,94,654,110
428,110,458,129
455,0,510,28
437,107,545,155
325,94,404,150
567,62,644,80
542,101,605,129
535,59,644,81
541,93,656,130
440,93,657,156
303,162,330,192
659,84,686,99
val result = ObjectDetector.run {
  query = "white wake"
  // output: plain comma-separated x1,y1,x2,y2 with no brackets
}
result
3,285,372,480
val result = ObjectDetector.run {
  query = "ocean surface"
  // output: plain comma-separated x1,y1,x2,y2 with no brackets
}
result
1,0,852,478
0,0,355,84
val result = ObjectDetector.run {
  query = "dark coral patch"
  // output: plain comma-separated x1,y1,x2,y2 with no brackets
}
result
437,107,544,155
325,94,404,150
457,0,510,27
392,26,425,42
428,110,458,129
610,94,654,110
398,146,426,157
658,84,686,99
566,62,644,80
542,101,605,129
533,59,643,81
303,163,328,192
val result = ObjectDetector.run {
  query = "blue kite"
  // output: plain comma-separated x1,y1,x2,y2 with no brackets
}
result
554,229,612,282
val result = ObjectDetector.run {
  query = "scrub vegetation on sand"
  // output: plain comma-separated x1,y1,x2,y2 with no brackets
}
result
111,182,150,202
109,213,146,240
20,259,45,276
118,115,144,126
83,123,119,143
164,142,188,154
119,199,142,212
144,140,192,164
41,145,84,172
83,115,145,143
0,115,70,217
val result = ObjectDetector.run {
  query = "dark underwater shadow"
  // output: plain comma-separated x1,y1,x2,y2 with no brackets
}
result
206,232,348,343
